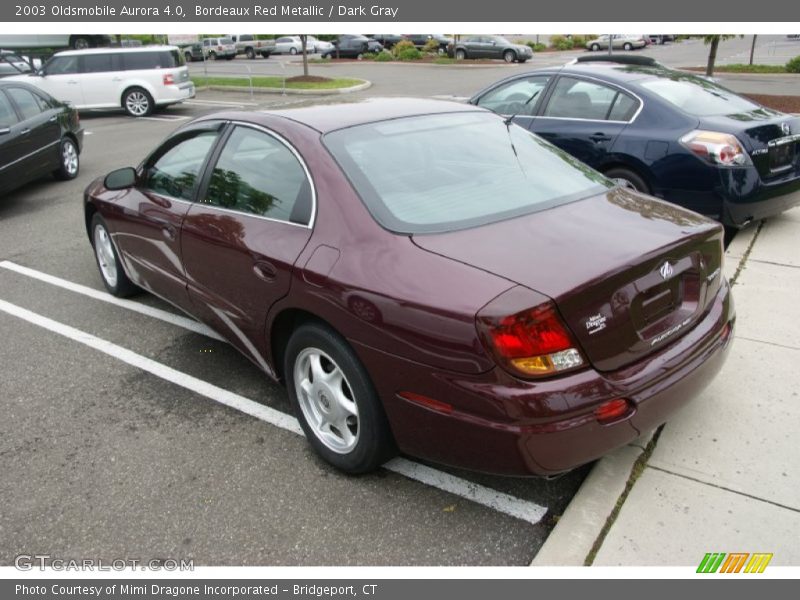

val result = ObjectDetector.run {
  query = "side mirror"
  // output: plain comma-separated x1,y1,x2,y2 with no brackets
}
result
104,167,137,190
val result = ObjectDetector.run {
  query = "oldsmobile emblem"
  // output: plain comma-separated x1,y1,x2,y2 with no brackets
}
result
659,261,674,279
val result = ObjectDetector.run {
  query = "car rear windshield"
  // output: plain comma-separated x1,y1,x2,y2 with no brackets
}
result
640,76,761,116
324,112,612,234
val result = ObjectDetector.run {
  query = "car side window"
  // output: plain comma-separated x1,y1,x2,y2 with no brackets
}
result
45,55,79,75
6,87,45,120
82,53,117,73
543,77,628,121
607,92,638,121
144,131,218,201
203,126,312,225
476,75,551,116
0,92,19,128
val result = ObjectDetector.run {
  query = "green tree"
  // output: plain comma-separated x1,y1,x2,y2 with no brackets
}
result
703,35,737,77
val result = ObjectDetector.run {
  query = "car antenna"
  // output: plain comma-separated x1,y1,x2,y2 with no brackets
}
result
504,90,540,127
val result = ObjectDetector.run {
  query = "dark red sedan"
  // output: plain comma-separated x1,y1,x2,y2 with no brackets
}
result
83,98,735,476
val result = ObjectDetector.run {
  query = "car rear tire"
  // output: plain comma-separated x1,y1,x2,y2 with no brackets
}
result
90,214,139,297
208,51,217,60
605,167,650,194
503,50,516,63
455,49,467,60
122,87,154,117
623,42,633,51
71,36,91,50
285,322,395,474
261,51,271,58
53,137,79,180
245,47,256,59
590,43,600,51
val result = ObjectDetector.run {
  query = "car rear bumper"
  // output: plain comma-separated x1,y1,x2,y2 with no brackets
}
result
353,279,734,476
720,167,800,226
156,82,195,106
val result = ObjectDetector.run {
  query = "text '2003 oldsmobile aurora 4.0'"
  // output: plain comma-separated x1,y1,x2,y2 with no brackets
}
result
83,98,735,476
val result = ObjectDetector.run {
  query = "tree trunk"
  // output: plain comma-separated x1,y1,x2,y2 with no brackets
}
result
749,34,758,65
300,35,309,77
705,36,720,77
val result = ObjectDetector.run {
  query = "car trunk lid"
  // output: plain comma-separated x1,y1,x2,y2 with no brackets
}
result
412,189,724,372
700,111,800,179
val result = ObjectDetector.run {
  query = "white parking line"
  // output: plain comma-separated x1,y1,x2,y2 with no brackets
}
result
0,294,548,525
185,99,259,107
0,261,225,342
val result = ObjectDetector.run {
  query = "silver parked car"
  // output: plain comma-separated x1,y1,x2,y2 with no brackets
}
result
586,35,647,51
273,36,305,55
202,37,236,61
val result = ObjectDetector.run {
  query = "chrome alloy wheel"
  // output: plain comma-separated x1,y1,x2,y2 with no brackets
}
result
125,91,150,117
62,141,78,176
293,347,359,454
93,224,118,288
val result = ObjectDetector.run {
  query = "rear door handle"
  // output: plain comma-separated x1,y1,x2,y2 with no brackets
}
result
20,128,30,135
253,261,277,282
48,116,57,122
590,133,612,143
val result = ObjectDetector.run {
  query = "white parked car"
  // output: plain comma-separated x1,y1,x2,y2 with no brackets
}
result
585,35,647,51
273,36,305,55
306,36,333,54
6,46,194,117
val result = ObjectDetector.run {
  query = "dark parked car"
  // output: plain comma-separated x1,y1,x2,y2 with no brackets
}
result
0,80,82,196
402,34,452,54
367,34,403,50
84,98,734,476
323,35,383,59
470,56,800,228
449,35,532,63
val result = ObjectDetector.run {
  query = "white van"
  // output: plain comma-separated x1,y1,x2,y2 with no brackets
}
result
6,46,194,117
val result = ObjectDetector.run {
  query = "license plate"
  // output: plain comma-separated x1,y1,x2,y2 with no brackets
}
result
769,142,796,172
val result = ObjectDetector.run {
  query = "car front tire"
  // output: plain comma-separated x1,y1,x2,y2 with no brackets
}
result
245,47,256,59
623,42,633,51
503,50,516,63
590,43,600,51
290,47,298,55
455,49,466,60
285,322,395,474
90,214,139,297
53,137,79,180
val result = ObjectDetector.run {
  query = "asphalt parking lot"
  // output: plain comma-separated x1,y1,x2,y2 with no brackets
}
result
0,98,594,566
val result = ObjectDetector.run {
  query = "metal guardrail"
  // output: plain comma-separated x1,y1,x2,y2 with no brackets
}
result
190,58,289,97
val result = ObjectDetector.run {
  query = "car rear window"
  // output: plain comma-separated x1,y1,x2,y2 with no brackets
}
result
640,76,761,116
324,112,612,234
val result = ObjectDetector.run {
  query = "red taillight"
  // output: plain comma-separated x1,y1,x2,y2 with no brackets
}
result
680,130,750,167
162,73,175,85
594,398,632,424
477,300,585,378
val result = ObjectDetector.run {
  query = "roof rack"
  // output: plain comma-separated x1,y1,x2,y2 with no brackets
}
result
570,54,662,67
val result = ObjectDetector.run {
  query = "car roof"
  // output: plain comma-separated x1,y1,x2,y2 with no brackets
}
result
558,62,676,84
206,98,486,134
54,45,180,56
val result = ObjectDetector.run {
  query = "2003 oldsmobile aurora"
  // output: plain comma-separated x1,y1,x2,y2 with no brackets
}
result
83,98,734,476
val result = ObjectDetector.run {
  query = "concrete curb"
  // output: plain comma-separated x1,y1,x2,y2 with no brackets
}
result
531,234,752,567
192,79,371,96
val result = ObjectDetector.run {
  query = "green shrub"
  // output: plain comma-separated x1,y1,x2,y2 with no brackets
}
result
397,47,423,61
526,41,547,52
392,39,416,57
786,56,800,73
549,35,574,51
374,51,394,62
422,39,440,54
570,35,586,47
360,53,376,60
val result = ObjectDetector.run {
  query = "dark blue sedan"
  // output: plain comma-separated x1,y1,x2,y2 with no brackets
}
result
470,56,800,228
